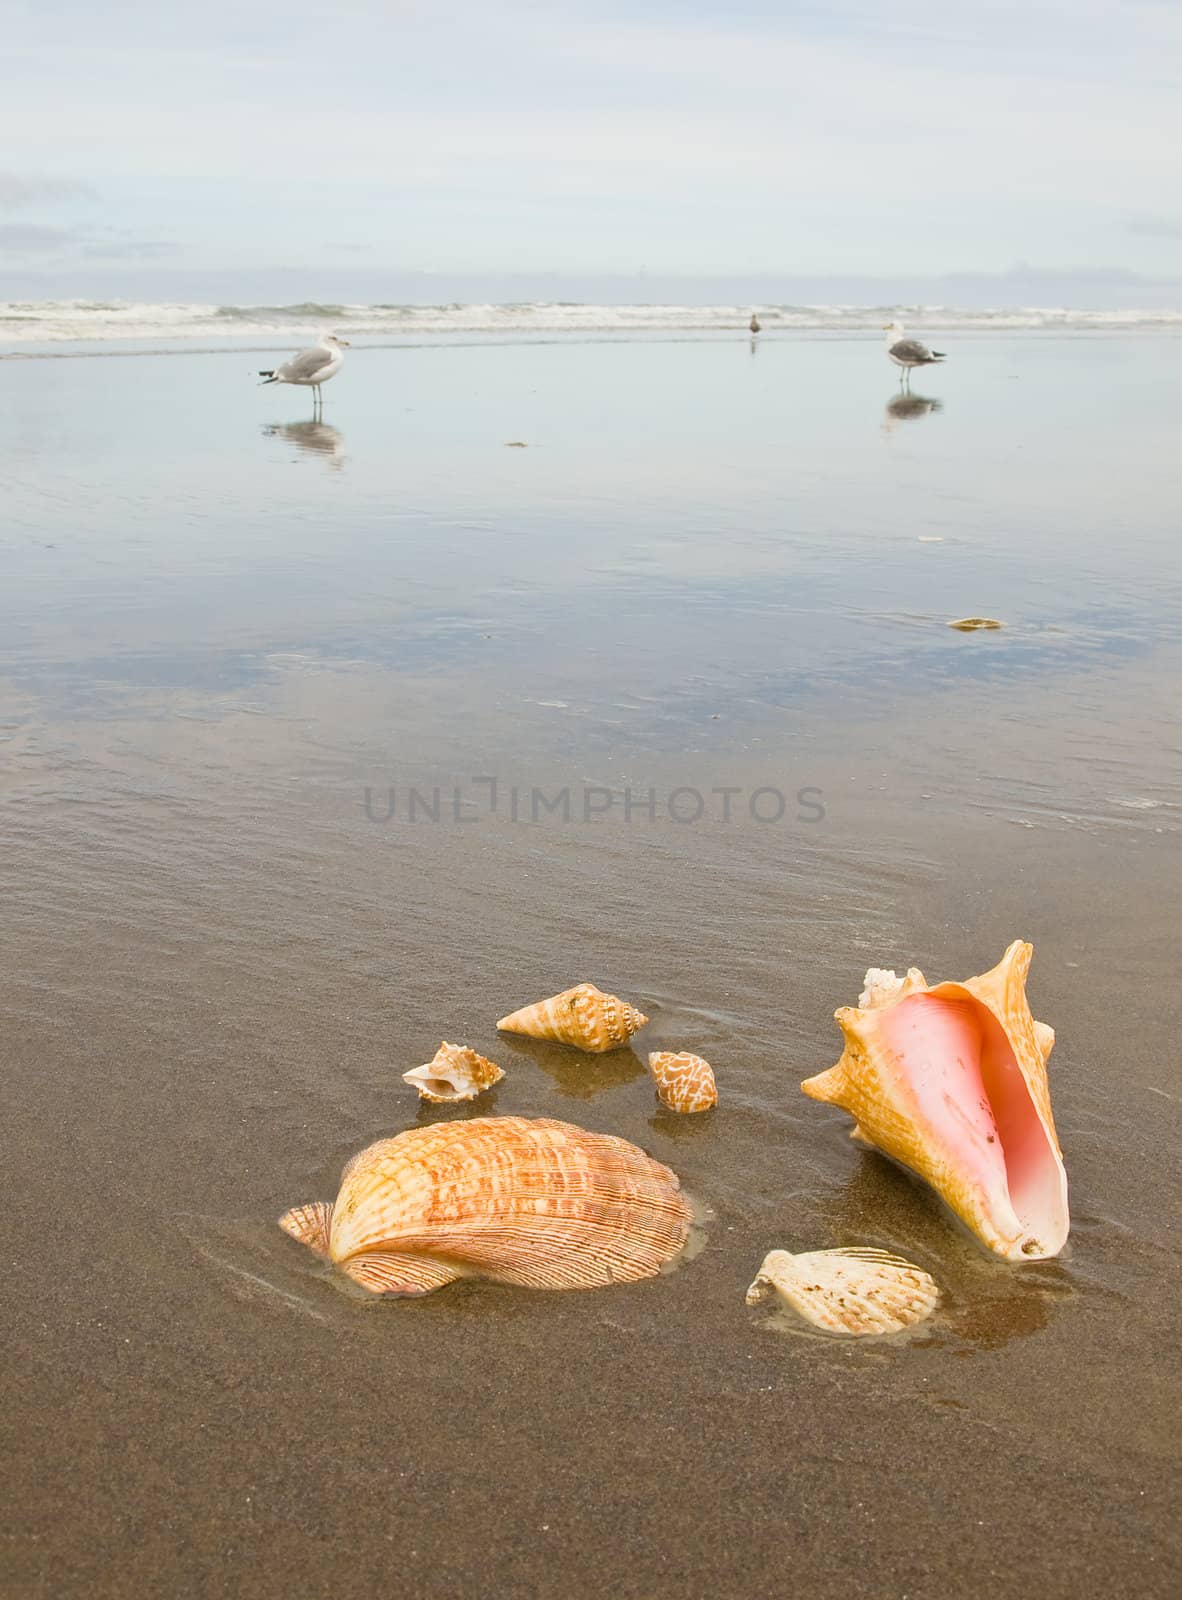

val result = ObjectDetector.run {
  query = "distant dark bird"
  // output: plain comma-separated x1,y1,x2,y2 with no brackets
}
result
883,321,944,386
749,313,761,334
258,333,350,407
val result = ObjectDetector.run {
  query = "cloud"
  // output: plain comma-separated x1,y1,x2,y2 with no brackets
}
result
0,222,84,250
0,220,174,259
1128,216,1182,239
79,236,176,260
1,2,1179,281
0,173,95,210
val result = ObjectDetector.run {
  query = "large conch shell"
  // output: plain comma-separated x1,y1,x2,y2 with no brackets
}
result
802,940,1068,1262
402,1041,504,1103
496,983,648,1052
746,1247,939,1336
279,1116,691,1295
648,1051,717,1113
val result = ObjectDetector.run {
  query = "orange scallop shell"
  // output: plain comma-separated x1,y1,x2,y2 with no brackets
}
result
279,1115,691,1296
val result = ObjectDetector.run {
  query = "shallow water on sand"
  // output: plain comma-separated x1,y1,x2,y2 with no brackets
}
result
2,333,1180,1598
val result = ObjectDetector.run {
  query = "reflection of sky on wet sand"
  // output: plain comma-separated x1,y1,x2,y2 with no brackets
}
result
4,337,1181,714
4,335,1182,850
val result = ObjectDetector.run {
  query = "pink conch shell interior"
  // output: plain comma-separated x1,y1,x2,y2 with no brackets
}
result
876,989,1066,1257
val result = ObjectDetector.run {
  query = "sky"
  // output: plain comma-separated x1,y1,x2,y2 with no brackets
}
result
2,0,1181,303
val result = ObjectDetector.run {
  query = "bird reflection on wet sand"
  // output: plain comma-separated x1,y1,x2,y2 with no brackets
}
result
884,392,943,430
262,419,347,469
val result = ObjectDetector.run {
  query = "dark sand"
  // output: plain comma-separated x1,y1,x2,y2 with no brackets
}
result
2,333,1180,1597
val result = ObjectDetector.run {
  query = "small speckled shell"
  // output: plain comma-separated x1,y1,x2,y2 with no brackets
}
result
403,1041,505,1103
496,983,648,1052
279,1116,691,1296
648,1051,717,1113
746,1247,939,1336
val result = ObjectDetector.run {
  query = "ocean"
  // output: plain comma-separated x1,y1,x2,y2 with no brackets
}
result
3,298,1182,347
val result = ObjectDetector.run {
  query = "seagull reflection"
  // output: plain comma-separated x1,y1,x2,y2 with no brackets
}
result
883,392,943,431
262,419,347,470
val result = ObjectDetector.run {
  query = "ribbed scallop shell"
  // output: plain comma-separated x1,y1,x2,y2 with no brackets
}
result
278,1116,691,1296
746,1247,939,1336
402,1041,504,1103
801,940,1068,1262
496,983,648,1052
648,1050,717,1113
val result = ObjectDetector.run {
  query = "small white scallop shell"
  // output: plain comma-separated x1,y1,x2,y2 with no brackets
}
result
745,1246,939,1336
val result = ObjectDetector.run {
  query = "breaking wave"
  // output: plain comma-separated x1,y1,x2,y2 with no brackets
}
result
3,298,1182,346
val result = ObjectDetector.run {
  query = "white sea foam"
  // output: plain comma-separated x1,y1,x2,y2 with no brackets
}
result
2,299,1181,346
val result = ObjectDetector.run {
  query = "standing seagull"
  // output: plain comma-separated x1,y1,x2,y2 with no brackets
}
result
258,333,350,409
883,321,944,387
749,312,761,334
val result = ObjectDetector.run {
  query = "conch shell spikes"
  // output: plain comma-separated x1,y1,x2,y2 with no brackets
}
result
802,940,1069,1262
496,983,648,1053
402,1041,504,1103
279,1116,692,1296
648,1051,717,1113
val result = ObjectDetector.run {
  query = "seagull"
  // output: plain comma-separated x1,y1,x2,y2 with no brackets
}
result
258,333,350,408
749,313,761,334
883,321,944,386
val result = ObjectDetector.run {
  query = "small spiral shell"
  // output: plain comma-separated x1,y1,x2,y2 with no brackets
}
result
402,1041,504,1103
496,983,648,1052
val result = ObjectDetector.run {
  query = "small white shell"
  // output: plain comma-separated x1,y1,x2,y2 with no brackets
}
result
745,1246,939,1336
857,966,927,1009
858,968,902,1008
402,1041,505,1103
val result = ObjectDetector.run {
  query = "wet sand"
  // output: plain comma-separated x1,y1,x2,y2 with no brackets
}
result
2,333,1180,1597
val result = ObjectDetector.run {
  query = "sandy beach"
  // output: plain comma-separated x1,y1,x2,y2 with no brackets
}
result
2,330,1180,1597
